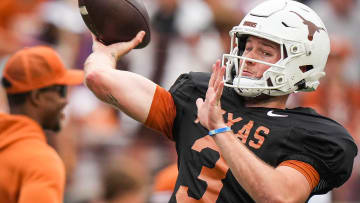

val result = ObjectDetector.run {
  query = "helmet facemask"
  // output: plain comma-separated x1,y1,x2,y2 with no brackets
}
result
222,32,295,97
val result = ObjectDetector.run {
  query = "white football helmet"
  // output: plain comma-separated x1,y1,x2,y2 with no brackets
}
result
222,0,330,97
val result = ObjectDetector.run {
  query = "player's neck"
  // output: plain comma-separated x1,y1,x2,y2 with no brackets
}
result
244,94,288,109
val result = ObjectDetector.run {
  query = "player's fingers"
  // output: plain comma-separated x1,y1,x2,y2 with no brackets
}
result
216,67,226,100
134,31,145,44
91,34,104,50
213,60,222,91
220,65,226,81
91,33,96,41
210,60,221,87
196,98,204,109
215,81,224,104
127,31,145,49
208,63,216,87
110,31,145,58
205,86,215,106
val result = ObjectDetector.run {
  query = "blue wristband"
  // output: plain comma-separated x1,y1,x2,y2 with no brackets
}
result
209,126,232,136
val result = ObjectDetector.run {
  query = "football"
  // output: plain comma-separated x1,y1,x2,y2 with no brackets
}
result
78,0,151,49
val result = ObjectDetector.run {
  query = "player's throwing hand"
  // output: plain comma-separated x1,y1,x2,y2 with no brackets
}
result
91,31,145,61
85,31,145,74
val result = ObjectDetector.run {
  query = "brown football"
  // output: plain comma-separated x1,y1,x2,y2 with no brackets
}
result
78,0,151,49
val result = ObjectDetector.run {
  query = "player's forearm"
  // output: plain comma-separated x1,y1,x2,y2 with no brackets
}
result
84,52,120,106
213,132,305,203
84,52,156,123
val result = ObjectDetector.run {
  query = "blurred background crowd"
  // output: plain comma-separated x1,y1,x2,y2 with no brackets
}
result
0,0,359,202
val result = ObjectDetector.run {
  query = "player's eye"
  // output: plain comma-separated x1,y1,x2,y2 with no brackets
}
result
263,51,272,56
244,47,252,53
260,48,273,57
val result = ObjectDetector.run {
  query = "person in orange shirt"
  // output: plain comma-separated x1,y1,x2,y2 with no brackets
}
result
0,46,83,203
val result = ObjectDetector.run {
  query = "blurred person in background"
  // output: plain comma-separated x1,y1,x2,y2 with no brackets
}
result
0,0,89,69
203,0,244,53
95,156,151,203
37,0,89,69
0,46,83,203
309,0,360,84
0,0,47,57
84,0,357,202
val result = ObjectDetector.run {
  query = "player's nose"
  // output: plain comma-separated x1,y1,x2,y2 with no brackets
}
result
244,52,256,66
242,47,257,59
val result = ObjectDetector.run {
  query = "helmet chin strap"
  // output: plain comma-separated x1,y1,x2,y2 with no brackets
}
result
233,77,265,97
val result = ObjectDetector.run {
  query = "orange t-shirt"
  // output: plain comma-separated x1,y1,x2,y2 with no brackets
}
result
146,86,320,192
0,113,65,203
154,163,178,192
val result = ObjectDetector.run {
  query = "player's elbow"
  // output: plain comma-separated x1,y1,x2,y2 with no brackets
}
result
85,69,109,99
85,69,100,90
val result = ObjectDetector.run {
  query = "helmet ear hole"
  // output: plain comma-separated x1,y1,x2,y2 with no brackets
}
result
283,45,288,59
266,78,274,87
299,65,314,73
295,79,306,90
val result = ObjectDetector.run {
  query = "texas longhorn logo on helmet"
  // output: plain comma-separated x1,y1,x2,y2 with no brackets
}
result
290,11,326,41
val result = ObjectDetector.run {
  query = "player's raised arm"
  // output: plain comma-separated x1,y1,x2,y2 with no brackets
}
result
84,31,157,123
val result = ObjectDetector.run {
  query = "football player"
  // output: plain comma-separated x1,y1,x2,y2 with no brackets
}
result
84,0,357,202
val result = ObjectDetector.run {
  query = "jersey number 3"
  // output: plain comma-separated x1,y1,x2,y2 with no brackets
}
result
175,135,229,202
